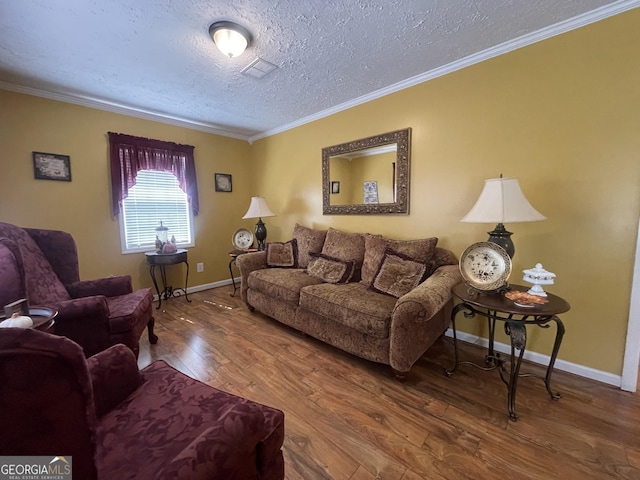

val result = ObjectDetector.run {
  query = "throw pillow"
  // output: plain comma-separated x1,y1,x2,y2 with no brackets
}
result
371,250,428,298
320,228,365,281
266,239,298,268
361,234,438,286
292,224,327,269
307,253,355,284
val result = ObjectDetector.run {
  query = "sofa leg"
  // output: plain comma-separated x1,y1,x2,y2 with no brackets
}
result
148,317,159,344
248,305,255,312
392,369,408,382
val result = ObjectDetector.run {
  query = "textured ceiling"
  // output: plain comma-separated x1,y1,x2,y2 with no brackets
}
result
0,0,632,141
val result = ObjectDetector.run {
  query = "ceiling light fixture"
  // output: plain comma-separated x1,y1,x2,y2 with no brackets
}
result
209,21,252,58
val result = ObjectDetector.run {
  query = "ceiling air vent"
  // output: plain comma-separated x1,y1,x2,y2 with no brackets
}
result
241,58,278,79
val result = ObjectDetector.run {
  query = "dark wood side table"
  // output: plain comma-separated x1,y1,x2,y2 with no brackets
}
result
446,283,570,421
145,249,191,309
0,306,57,332
228,249,258,297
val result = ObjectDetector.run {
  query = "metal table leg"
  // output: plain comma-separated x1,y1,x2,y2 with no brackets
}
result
229,256,238,297
149,265,163,309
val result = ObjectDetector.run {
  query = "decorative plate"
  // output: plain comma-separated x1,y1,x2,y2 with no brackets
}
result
232,228,254,250
504,290,549,307
459,242,512,292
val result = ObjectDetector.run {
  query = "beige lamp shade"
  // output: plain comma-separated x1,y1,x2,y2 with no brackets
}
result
461,176,545,258
242,197,275,251
460,177,546,224
242,197,275,219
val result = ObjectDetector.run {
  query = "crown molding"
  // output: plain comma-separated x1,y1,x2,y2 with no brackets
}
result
0,80,251,141
249,0,640,143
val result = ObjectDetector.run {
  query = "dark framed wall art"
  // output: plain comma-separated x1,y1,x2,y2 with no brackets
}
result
331,181,340,194
32,152,71,181
215,173,232,192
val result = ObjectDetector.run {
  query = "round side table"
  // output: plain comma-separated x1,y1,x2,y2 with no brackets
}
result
446,283,570,421
0,306,57,333
145,249,191,309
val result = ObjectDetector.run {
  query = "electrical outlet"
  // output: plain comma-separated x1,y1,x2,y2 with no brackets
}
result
196,262,204,272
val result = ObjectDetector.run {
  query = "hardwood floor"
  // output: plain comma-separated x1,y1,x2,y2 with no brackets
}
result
138,287,640,480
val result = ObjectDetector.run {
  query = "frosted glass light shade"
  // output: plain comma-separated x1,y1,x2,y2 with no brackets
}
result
242,197,275,219
461,177,546,224
209,21,252,58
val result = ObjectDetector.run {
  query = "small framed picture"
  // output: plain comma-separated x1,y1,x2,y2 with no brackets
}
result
33,152,71,181
4,298,29,318
331,181,340,194
215,173,232,192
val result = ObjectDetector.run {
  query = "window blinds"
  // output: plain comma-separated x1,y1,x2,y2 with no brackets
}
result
121,170,193,252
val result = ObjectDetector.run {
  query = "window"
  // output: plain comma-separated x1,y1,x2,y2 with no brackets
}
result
119,170,194,253
108,132,199,253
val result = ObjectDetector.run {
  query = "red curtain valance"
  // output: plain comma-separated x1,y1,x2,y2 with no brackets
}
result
108,132,199,217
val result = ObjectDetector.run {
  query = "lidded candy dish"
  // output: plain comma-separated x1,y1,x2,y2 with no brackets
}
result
523,263,556,297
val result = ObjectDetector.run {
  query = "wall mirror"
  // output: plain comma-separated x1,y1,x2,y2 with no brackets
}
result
322,128,410,215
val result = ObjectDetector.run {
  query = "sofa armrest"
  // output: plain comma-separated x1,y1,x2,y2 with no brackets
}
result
235,251,267,303
87,344,142,417
66,275,133,298
389,264,462,374
395,264,462,319
53,296,113,356
56,295,111,323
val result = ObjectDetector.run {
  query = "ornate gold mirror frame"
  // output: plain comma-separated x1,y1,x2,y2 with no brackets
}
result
322,128,410,215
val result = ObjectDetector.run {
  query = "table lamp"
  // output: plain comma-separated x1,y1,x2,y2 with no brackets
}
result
460,175,545,258
242,196,276,250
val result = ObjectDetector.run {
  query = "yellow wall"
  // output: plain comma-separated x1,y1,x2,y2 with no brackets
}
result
0,91,253,290
1,9,638,376
249,9,640,375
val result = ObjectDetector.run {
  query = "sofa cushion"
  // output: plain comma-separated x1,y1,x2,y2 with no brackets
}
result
266,239,298,268
307,253,354,284
292,224,327,269
299,282,396,339
371,250,427,298
107,288,154,334
248,268,324,304
321,228,365,282
360,234,438,286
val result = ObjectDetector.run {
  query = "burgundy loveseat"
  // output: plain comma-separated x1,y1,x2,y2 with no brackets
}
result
0,222,156,357
0,328,285,479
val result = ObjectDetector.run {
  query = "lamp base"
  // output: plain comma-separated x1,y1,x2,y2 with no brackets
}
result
487,223,515,258
255,218,267,251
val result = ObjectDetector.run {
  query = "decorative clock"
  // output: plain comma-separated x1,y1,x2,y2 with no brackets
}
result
232,228,254,250
459,242,512,292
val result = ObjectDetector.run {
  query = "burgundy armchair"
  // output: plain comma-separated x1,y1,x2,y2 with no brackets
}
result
0,222,156,357
0,328,285,479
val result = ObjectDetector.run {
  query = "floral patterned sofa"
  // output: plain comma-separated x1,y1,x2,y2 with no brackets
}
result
237,224,462,380
0,328,285,480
